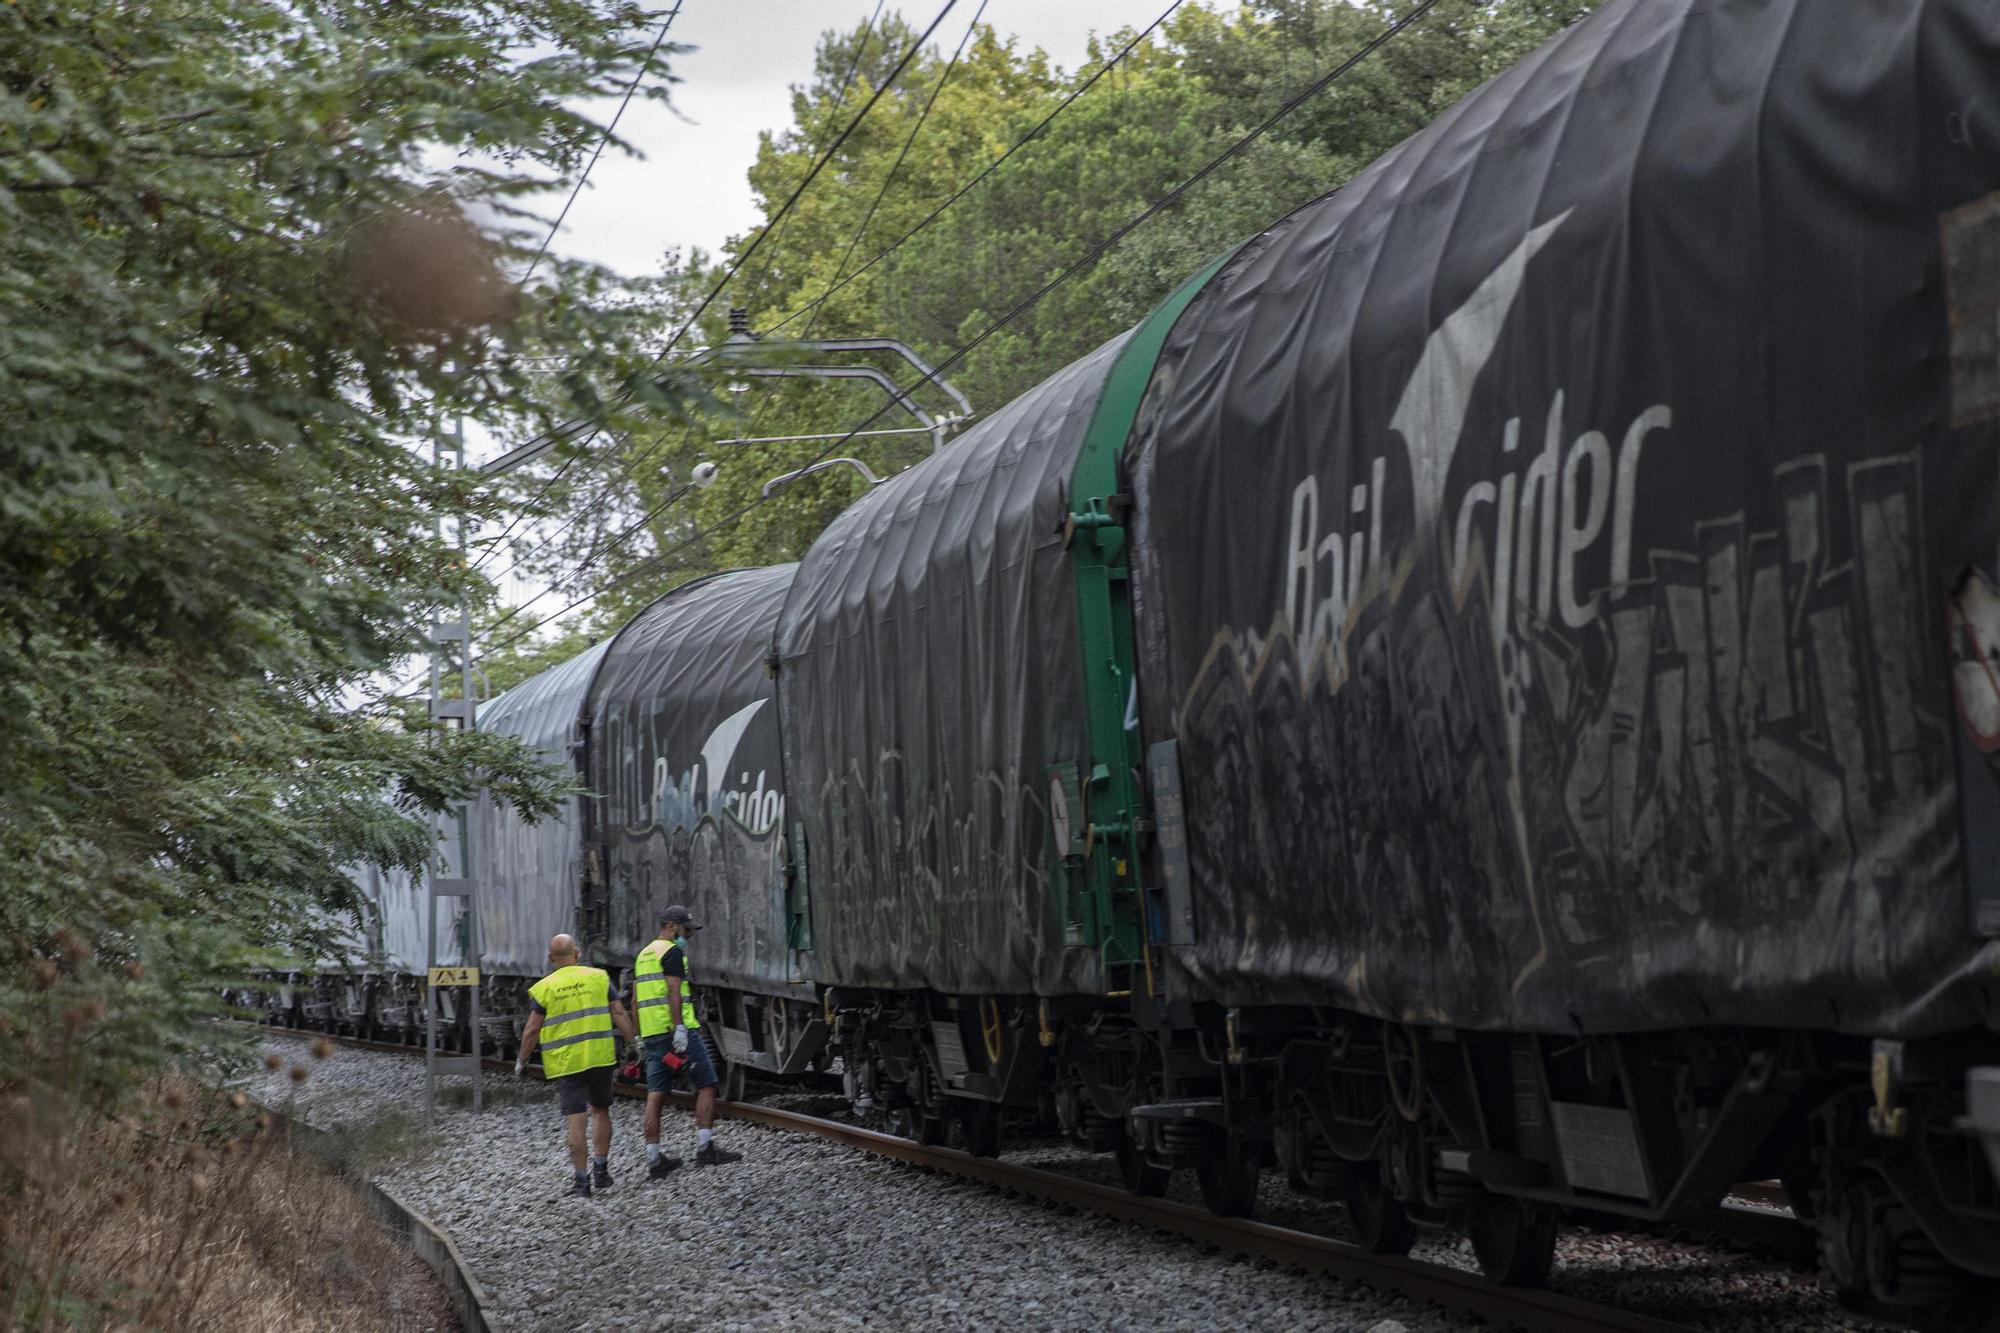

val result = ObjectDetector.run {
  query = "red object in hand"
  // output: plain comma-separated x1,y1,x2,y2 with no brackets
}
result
620,1061,642,1081
661,1050,686,1073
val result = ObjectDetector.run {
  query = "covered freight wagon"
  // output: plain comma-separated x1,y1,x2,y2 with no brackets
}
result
470,638,611,977
587,564,822,1078
1127,0,2000,1040
776,335,1135,1000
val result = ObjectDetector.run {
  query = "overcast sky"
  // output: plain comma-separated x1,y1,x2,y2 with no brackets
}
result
534,2,1179,277
453,3,1182,636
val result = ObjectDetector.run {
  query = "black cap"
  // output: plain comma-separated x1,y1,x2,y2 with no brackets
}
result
663,905,702,931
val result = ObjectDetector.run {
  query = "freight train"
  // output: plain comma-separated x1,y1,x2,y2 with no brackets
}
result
263,0,2000,1318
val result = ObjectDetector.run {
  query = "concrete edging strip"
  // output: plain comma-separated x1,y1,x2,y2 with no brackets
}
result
359,1178,498,1333
266,1108,499,1333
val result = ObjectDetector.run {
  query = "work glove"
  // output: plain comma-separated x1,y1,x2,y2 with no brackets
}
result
514,1057,526,1077
672,1025,689,1055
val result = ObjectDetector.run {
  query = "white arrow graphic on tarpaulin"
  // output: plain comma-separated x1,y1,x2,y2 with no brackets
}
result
1384,209,1571,998
1388,209,1570,542
699,698,766,809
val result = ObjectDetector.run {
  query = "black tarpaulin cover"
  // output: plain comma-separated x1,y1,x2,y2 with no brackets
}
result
778,335,1130,996
588,565,797,997
1127,0,2000,1038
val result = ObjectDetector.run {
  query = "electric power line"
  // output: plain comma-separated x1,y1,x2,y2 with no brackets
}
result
470,4,685,573
522,2,685,287
475,0,1447,662
479,426,699,641
804,0,988,341
765,0,1187,340
829,2,888,115
490,0,1164,585
639,0,963,376
470,0,961,585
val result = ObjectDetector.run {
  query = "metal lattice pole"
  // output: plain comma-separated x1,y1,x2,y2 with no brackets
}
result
426,414,484,1120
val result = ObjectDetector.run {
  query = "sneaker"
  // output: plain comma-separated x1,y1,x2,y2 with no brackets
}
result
592,1162,614,1191
647,1155,683,1180
694,1142,742,1167
568,1176,592,1198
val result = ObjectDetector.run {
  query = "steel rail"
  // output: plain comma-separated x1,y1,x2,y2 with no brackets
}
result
701,1098,1702,1333
259,1026,1724,1332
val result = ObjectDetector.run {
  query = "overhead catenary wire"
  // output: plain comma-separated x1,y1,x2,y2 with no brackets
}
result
634,1,964,376
765,0,1187,340
469,0,960,586
521,2,685,287
471,4,685,573
828,2,889,117
486,0,1175,591
726,0,880,300
803,0,988,340
478,425,700,642
713,0,987,525
475,0,1447,663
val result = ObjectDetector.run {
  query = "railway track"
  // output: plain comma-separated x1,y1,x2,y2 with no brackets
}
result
257,1026,1796,1333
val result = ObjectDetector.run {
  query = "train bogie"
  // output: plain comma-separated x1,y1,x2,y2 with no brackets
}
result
824,989,1044,1157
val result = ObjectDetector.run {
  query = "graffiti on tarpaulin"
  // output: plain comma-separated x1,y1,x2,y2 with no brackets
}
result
1215,439,1951,988
1243,211,1951,969
605,814,788,977
807,751,1094,992
1502,450,1946,946
1279,210,1673,731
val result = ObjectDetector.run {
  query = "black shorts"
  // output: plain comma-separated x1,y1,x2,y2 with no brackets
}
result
644,1030,718,1093
555,1064,615,1116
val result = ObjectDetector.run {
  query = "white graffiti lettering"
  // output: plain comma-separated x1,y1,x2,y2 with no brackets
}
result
1284,397,1669,675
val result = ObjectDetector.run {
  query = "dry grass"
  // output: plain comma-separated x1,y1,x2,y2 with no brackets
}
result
2,1059,455,1332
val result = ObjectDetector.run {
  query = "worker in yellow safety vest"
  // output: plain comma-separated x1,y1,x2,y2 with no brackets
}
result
515,933,637,1198
634,905,740,1171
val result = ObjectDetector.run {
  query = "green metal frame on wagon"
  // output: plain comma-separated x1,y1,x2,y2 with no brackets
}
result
1054,252,1232,990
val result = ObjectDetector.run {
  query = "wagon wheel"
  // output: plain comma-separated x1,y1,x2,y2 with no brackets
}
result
717,1051,748,1104
1194,1127,1259,1218
979,995,1005,1066
909,1101,948,1146
958,1099,1003,1158
1468,1194,1558,1287
1383,1023,1424,1123
906,1057,947,1146
1342,1165,1415,1256
1116,1130,1170,1197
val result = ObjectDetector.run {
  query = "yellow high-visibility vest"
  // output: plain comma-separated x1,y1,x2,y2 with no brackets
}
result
634,937,699,1036
529,964,616,1078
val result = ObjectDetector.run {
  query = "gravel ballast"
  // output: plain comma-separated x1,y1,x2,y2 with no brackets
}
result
247,1035,1867,1333
247,1038,1456,1332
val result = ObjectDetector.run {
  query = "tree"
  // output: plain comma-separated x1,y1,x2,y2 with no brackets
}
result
0,0,686,1096
513,1,1599,604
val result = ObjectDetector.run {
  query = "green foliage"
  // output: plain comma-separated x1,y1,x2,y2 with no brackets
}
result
522,0,1598,614
476,619,605,696
0,0,684,1094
